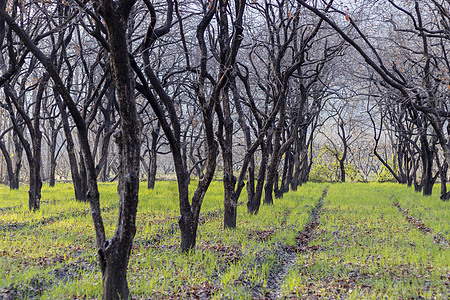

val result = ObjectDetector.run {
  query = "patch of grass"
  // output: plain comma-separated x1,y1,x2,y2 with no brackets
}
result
381,183,450,241
0,182,448,299
281,183,449,299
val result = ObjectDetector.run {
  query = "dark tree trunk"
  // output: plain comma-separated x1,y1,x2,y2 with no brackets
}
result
437,156,449,200
28,156,42,211
57,97,86,201
99,239,131,300
178,205,198,251
216,0,242,229
337,122,348,183
148,123,160,189
0,140,13,186
220,88,238,229
300,149,310,184
291,137,302,191
178,135,219,251
230,73,256,220
405,154,412,187
284,147,294,192
397,143,407,184
274,171,283,199
97,0,141,298
97,84,115,182
279,144,292,197
27,75,48,211
248,135,271,214
246,157,255,203
79,152,88,197
11,133,23,189
0,100,25,190
414,169,422,192
147,153,157,189
420,133,434,196
264,114,284,205
222,149,237,229
339,158,345,183
0,137,21,189
294,128,310,188
0,4,107,298
264,137,282,205
411,151,421,191
98,0,142,297
48,128,59,187
3,73,49,211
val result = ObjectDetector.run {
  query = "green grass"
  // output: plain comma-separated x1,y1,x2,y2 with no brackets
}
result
0,181,449,299
382,183,450,241
281,183,449,299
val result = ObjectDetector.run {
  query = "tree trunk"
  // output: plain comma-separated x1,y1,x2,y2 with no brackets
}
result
148,155,155,190
420,135,434,196
97,84,115,182
28,75,49,211
221,89,238,229
223,175,237,228
148,124,160,189
264,162,277,205
48,128,58,187
339,158,346,183
230,73,255,218
438,158,449,200
284,147,294,192
264,97,287,205
291,138,302,191
405,154,412,187
3,74,48,211
11,133,23,189
79,152,88,198
178,135,219,252
28,156,42,211
248,135,271,214
57,96,86,201
98,1,141,298
279,144,293,196
178,208,198,251
223,154,237,228
246,157,255,204
100,241,131,300
0,138,20,189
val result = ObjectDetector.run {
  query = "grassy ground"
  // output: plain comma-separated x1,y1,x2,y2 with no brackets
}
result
0,182,448,299
282,183,449,299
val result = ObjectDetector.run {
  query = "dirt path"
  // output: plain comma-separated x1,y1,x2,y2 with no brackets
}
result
393,201,450,247
264,189,327,299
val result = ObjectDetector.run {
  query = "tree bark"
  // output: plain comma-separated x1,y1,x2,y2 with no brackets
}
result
57,97,86,201
11,132,22,189
148,123,160,189
437,155,449,200
96,1,141,298
248,134,271,214
0,135,21,189
264,102,285,205
48,126,59,187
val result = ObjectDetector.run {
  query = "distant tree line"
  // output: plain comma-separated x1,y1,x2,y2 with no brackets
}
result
1,0,449,298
